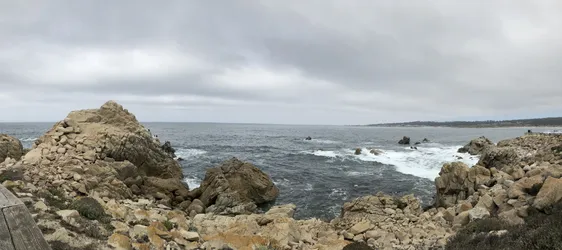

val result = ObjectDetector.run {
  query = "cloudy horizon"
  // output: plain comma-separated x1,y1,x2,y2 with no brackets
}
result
1,1,561,125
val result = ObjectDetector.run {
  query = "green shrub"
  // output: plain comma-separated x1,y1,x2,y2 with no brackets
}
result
446,202,562,250
0,169,23,182
37,188,69,210
70,197,105,220
48,240,95,250
163,220,175,231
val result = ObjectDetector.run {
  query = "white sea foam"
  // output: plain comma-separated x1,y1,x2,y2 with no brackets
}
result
273,178,291,187
304,139,341,144
304,183,313,191
20,137,38,142
310,150,339,158
303,144,479,180
354,145,479,180
184,177,202,188
328,188,348,201
175,148,206,159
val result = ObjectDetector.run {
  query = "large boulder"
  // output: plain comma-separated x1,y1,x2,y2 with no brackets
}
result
0,134,24,162
533,176,562,211
195,157,279,215
457,136,494,155
478,147,520,171
435,162,491,208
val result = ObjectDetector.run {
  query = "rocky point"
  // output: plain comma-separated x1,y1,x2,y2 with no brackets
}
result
2,101,562,250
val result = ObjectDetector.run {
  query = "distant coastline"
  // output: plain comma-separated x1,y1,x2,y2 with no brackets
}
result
362,117,562,128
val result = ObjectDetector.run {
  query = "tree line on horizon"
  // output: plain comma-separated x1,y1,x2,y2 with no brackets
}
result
367,117,562,128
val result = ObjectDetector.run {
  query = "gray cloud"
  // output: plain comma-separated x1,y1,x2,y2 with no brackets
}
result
1,0,562,124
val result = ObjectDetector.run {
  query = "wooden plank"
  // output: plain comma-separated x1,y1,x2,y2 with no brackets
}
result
0,185,23,208
0,190,11,208
3,204,51,250
0,209,16,250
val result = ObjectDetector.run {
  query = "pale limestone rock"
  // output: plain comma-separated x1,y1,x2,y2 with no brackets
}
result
108,233,132,250
349,221,373,235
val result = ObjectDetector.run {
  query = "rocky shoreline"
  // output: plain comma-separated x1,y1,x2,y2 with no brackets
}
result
1,101,562,250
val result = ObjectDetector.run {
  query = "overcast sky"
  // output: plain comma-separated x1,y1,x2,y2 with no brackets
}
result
1,1,561,125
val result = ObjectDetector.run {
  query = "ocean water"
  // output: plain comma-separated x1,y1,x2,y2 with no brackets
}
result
0,122,547,220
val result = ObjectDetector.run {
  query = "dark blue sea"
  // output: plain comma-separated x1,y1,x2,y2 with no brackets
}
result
0,122,549,220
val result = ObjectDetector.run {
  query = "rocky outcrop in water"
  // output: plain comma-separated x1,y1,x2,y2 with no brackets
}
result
0,134,24,162
398,136,410,145
457,136,494,155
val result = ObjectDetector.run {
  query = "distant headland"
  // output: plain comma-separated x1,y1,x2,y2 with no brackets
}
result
364,117,562,128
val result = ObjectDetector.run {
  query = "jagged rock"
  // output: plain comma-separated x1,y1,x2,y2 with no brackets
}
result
142,177,189,205
533,176,562,211
108,233,132,250
34,201,48,211
435,162,471,208
457,136,494,155
22,101,189,205
498,209,524,225
331,192,422,232
478,147,520,171
507,175,544,199
468,207,490,221
369,149,383,155
453,211,470,226
196,157,279,215
33,101,184,179
161,141,176,158
349,221,372,235
398,136,410,145
0,134,24,162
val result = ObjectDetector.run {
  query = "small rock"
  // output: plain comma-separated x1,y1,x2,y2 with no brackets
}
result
453,211,470,226
56,210,79,223
73,173,82,181
130,225,148,239
342,231,354,240
384,208,396,215
469,207,490,221
111,221,130,234
108,233,132,250
34,201,48,211
179,230,200,241
349,221,372,235
57,147,67,154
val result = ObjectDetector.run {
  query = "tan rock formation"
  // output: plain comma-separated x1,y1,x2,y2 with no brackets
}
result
195,157,279,215
0,134,24,162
